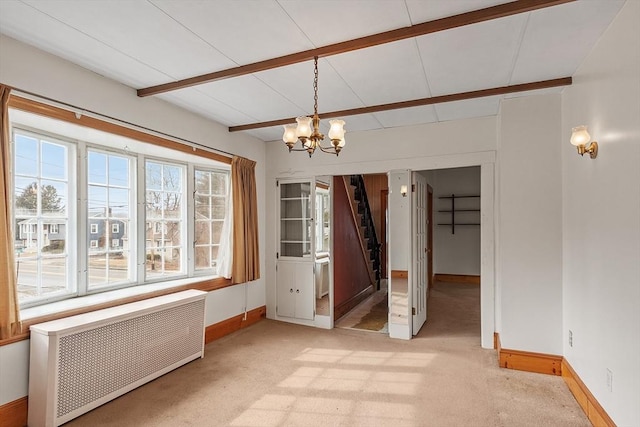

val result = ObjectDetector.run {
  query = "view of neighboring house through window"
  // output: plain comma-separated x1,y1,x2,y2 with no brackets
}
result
13,131,73,304
10,108,231,308
194,169,228,273
87,150,134,290
145,161,185,279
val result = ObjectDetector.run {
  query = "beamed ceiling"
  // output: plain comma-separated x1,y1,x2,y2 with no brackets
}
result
0,0,625,142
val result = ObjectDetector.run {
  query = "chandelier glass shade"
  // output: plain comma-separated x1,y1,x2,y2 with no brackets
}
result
282,57,346,157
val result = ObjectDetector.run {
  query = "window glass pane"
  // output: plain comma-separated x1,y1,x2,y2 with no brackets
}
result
108,155,129,187
195,195,210,218
163,193,182,219
41,180,67,216
163,165,182,191
14,134,38,176
88,185,107,217
41,142,66,180
195,246,211,270
88,151,107,184
146,161,162,190
195,170,210,194
195,221,211,245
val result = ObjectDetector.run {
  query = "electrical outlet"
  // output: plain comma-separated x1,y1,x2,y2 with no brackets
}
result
568,330,573,347
606,369,613,392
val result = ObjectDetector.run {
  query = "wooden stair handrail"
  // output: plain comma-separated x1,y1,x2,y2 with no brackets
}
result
340,176,377,286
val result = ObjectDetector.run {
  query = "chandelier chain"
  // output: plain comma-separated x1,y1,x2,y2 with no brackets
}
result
313,56,319,116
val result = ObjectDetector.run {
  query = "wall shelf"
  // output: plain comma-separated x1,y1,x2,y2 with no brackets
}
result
437,194,480,234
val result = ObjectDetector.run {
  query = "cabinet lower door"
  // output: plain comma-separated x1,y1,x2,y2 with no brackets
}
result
276,261,314,320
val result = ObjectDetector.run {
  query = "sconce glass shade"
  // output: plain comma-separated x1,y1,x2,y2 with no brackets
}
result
295,116,312,138
282,124,297,144
400,185,408,196
570,125,591,146
328,119,345,140
337,136,346,148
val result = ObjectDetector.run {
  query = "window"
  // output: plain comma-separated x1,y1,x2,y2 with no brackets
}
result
13,132,73,304
194,169,229,273
11,110,231,308
87,150,134,290
145,161,185,279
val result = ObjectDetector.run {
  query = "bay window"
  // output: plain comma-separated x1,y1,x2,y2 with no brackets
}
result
10,109,231,308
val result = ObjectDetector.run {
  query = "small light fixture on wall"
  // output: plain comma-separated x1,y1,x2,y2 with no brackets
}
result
570,125,598,159
400,185,408,197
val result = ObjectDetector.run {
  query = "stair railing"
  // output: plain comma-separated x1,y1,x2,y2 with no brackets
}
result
350,175,381,287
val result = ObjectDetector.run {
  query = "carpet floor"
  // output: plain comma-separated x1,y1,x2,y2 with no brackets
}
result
65,282,589,426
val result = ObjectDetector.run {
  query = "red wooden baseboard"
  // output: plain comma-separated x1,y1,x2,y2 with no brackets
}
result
433,274,480,284
0,396,27,427
562,359,616,427
204,305,266,343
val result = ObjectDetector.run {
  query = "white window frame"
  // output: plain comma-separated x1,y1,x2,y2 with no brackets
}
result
11,112,231,309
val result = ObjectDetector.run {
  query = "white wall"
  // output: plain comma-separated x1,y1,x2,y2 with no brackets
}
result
431,167,481,276
498,93,563,355
561,1,640,425
0,35,267,405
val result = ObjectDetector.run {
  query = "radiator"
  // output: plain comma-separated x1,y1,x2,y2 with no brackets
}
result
315,258,330,299
28,289,207,427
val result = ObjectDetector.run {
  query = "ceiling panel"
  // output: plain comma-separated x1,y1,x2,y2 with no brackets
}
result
158,88,257,126
0,0,169,88
151,0,314,64
198,75,306,122
21,0,237,80
247,127,284,143
256,58,364,114
328,39,430,106
434,96,501,122
278,0,411,47
373,105,438,129
510,0,625,84
417,14,527,96
406,0,510,23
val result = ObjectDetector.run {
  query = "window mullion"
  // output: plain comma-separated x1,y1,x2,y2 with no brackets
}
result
77,141,87,296
137,154,146,283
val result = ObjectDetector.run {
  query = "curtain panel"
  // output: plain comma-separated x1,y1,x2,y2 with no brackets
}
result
0,84,22,340
230,156,260,284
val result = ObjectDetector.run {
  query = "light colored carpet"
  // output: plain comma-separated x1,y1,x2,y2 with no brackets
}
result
65,282,589,426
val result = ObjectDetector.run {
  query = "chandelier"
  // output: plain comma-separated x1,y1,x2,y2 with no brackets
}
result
282,56,346,157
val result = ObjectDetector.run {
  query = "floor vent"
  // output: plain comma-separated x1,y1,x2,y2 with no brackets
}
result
28,290,206,427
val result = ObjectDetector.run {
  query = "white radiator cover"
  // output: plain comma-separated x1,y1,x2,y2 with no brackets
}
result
28,290,207,427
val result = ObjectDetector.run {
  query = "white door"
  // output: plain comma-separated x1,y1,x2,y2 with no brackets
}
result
277,180,315,321
412,172,428,334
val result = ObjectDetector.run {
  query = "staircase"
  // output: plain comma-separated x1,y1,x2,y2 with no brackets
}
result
348,175,382,288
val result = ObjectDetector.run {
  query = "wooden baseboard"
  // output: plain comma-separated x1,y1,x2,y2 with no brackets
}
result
204,305,266,344
334,285,374,321
562,359,616,427
494,332,500,351
499,347,562,376
0,397,27,427
433,274,480,284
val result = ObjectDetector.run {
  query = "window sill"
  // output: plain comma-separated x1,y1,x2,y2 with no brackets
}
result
1,276,232,346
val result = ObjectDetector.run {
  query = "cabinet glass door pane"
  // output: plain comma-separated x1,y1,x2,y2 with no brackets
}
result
280,182,311,257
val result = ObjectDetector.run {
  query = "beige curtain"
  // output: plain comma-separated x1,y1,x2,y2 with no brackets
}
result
0,84,21,339
231,156,260,284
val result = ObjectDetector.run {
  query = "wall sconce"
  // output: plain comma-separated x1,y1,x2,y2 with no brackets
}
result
400,185,408,197
570,125,598,159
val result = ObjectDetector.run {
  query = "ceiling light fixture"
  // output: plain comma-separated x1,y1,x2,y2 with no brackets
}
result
282,56,345,157
570,125,598,159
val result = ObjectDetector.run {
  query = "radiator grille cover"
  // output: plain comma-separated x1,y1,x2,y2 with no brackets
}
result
56,299,204,418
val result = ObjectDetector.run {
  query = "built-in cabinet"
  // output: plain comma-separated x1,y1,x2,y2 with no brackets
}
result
276,180,316,321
